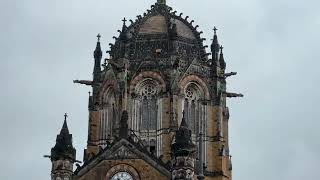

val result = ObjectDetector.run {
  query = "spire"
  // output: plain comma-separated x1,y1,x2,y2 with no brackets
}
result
172,111,195,157
94,34,102,60
93,34,102,81
219,45,226,69
211,26,220,61
157,0,166,5
171,111,196,180
180,110,188,128
60,113,70,135
51,113,76,161
119,18,128,41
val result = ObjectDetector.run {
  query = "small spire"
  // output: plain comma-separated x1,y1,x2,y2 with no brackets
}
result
180,110,188,128
219,45,226,69
60,113,70,135
172,111,195,157
51,113,76,162
211,26,220,61
94,34,102,59
119,18,128,41
93,34,102,79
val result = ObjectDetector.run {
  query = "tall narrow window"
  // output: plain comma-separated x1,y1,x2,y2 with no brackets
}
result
99,88,116,147
184,84,202,135
131,79,162,156
183,83,207,165
141,83,157,130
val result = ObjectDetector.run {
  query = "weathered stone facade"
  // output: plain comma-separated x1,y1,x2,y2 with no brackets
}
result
48,0,242,179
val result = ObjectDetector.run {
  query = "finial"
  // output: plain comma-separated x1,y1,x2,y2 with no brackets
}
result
97,33,101,42
122,17,127,25
60,112,70,135
64,113,68,121
220,45,224,53
213,26,218,34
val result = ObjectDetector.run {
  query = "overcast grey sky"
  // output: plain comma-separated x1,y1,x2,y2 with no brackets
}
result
1,0,320,179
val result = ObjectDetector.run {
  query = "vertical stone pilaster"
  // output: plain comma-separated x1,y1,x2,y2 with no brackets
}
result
161,97,173,163
87,110,100,156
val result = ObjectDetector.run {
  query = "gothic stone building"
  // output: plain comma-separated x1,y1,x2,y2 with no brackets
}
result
48,1,242,180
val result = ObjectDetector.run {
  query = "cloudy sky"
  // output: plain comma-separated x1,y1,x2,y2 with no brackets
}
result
1,0,320,179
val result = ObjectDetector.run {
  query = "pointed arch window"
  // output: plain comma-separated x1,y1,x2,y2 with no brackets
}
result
182,83,208,165
141,83,157,130
100,88,116,147
183,83,203,135
130,78,163,156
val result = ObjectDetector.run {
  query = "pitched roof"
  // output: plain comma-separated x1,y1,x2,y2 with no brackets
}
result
74,138,171,178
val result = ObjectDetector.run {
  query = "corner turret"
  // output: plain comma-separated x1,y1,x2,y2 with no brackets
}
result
50,113,76,180
171,112,196,180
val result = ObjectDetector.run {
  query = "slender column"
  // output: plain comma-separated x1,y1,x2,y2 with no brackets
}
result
198,132,205,180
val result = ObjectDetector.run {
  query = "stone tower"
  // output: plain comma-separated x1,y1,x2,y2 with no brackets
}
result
50,114,76,180
48,1,242,179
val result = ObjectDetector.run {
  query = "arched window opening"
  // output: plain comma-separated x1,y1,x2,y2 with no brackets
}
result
100,88,116,148
131,78,163,156
183,83,202,135
182,83,208,166
141,83,157,130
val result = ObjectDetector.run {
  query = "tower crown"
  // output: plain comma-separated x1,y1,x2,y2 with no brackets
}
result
107,1,207,62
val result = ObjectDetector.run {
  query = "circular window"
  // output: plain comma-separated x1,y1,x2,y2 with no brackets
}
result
111,171,133,180
106,164,140,180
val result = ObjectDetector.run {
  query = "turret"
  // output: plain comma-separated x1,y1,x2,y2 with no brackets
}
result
50,113,76,180
171,112,196,180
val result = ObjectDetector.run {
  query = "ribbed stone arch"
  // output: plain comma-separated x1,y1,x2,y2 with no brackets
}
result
179,75,210,99
98,80,117,101
130,71,166,94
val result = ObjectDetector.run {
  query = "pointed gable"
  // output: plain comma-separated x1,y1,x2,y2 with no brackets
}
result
75,139,171,179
